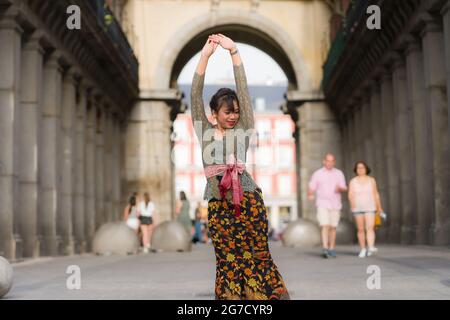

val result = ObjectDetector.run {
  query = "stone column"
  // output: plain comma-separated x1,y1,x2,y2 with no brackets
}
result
369,81,388,242
84,97,97,251
112,116,122,221
339,115,349,177
58,67,78,255
73,81,87,254
443,0,450,144
421,16,450,245
340,114,351,220
126,101,175,222
362,95,375,174
347,111,356,167
293,125,302,218
380,71,401,243
39,51,62,256
18,31,44,257
0,11,22,259
354,104,364,162
95,101,105,229
392,54,416,244
103,109,114,223
405,37,434,244
295,102,342,221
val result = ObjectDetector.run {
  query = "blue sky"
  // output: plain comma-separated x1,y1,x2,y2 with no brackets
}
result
178,43,288,86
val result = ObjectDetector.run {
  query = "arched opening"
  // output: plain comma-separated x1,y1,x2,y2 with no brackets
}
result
169,24,298,90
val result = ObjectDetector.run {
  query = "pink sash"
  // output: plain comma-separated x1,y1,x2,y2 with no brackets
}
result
204,154,245,217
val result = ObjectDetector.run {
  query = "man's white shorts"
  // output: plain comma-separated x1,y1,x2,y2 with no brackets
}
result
317,207,341,227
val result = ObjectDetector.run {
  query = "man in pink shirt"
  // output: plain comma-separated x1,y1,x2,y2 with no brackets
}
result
308,153,347,258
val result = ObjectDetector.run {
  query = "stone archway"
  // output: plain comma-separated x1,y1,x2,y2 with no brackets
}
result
153,9,312,92
124,4,341,241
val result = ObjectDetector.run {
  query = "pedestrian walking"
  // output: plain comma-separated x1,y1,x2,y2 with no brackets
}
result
348,161,383,257
308,153,347,258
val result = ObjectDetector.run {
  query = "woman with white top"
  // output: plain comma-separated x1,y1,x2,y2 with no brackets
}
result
139,192,157,253
123,193,140,233
348,161,384,258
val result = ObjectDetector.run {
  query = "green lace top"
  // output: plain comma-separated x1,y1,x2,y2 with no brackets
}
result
190,63,260,202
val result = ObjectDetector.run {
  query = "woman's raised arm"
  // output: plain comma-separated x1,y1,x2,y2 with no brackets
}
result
216,33,254,130
191,36,219,135
233,60,254,130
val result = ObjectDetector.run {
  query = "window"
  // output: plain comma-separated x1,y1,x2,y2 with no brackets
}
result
277,175,292,196
256,119,271,141
174,119,189,142
255,97,266,112
275,119,293,140
279,206,292,224
194,146,203,168
176,175,190,195
276,145,293,168
194,175,206,197
257,175,272,194
256,146,272,168
174,144,190,168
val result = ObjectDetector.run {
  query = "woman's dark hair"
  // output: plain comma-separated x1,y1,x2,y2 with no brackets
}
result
144,192,150,205
209,88,239,114
180,191,187,201
128,195,136,208
353,161,371,175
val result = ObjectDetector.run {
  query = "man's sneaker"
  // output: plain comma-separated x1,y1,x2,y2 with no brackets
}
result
322,248,330,259
328,249,337,258
367,247,378,257
358,248,367,258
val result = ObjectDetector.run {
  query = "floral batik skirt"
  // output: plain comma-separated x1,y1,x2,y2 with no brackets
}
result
207,187,290,300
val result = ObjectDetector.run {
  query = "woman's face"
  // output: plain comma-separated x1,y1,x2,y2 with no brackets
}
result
356,163,367,176
213,100,240,130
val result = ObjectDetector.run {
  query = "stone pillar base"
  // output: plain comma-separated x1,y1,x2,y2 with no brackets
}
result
22,236,40,258
433,222,450,246
58,236,75,256
75,240,87,254
400,227,415,245
41,235,59,256
0,237,17,261
281,219,321,247
151,221,192,252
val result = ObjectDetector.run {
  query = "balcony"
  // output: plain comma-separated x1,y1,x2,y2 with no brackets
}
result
322,0,371,89
86,0,138,84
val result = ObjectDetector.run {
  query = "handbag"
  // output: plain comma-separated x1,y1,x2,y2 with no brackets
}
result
375,210,382,228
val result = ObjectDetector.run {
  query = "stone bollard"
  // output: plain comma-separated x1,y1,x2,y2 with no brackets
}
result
336,219,356,244
281,218,321,247
92,222,140,255
151,221,192,252
0,256,13,299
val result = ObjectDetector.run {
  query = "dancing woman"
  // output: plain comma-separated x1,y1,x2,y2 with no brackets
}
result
190,33,290,300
